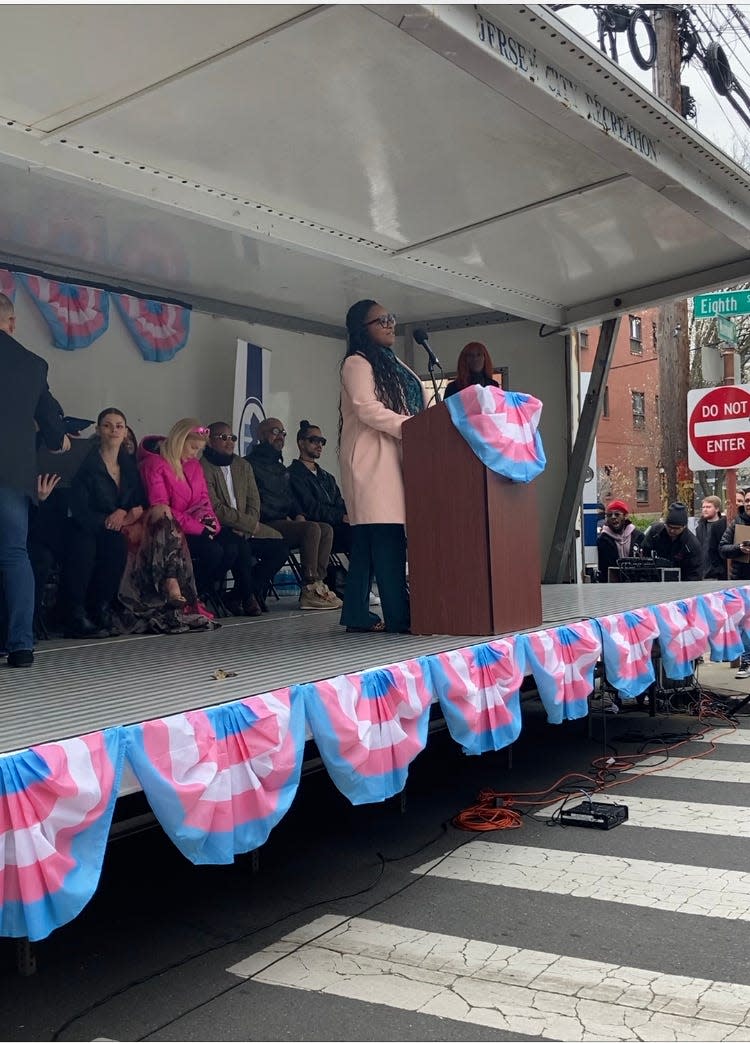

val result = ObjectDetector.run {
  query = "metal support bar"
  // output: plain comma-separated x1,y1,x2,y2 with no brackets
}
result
16,937,36,976
544,317,621,583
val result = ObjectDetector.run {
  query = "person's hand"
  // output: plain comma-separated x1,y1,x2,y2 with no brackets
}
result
294,514,306,521
50,434,71,454
37,473,61,501
124,505,144,524
741,540,750,551
342,514,349,524
149,504,173,521
105,508,127,532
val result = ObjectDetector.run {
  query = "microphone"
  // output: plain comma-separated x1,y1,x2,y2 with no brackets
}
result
412,328,441,368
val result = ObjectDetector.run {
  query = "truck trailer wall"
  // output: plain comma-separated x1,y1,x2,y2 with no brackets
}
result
425,322,569,565
11,290,344,457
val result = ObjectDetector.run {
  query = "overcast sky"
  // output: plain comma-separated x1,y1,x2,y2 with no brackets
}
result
556,5,750,164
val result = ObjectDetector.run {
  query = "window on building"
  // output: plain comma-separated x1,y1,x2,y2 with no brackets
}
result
632,390,645,429
655,394,659,422
629,315,643,354
580,330,589,348
635,467,649,503
602,384,610,418
651,320,657,353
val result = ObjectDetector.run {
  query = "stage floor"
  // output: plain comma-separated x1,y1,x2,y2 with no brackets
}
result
0,581,737,756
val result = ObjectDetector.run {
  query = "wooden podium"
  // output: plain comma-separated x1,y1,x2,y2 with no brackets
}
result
402,402,542,636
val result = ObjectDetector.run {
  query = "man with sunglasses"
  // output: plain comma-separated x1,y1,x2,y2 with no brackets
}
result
246,418,341,610
201,421,289,615
596,499,644,582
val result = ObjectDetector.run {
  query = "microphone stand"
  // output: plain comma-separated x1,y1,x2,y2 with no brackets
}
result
426,354,443,405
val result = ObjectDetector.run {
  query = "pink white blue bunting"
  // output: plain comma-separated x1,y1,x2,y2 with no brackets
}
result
114,294,191,362
0,268,17,301
698,590,745,663
125,689,305,865
523,622,601,723
595,608,658,700
651,597,710,679
426,638,524,755
19,275,109,350
299,659,432,804
0,730,123,941
444,385,546,483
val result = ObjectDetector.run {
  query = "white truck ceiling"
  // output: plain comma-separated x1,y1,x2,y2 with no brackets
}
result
0,3,748,329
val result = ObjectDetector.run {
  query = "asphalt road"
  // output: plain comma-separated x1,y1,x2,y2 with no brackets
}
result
2,669,750,1043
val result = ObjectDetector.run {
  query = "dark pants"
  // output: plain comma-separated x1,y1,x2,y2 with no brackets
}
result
340,523,409,632
332,522,352,556
216,530,288,600
0,485,34,652
186,532,234,596
64,525,128,615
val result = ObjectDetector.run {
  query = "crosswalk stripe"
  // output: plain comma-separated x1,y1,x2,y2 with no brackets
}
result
623,757,750,784
412,842,750,920
700,727,750,746
227,914,750,1041
536,795,750,837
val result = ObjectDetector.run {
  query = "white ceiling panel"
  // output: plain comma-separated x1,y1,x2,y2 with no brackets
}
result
1,5,315,130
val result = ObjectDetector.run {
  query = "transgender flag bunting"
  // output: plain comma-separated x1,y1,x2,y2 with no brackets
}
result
0,268,16,301
0,730,124,941
651,597,710,679
426,638,525,755
299,659,432,804
595,608,659,700
114,294,191,362
19,275,109,350
698,589,745,663
523,621,601,723
125,689,305,865
444,385,546,483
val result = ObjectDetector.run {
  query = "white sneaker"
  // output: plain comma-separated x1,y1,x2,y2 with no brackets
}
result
735,667,750,679
369,592,381,606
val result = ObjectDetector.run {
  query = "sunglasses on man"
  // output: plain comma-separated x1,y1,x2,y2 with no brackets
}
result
213,433,238,442
305,436,327,446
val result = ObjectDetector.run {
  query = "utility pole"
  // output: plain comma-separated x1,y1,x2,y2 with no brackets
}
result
652,7,693,510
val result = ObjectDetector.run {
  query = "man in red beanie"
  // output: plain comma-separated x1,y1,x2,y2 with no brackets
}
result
596,499,644,582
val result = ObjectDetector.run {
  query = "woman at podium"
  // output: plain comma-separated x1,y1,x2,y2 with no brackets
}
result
338,299,426,633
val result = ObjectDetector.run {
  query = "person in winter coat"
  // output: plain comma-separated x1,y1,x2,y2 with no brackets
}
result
246,419,340,611
720,488,750,676
641,501,702,580
339,299,427,633
288,421,349,552
596,499,644,582
695,496,727,580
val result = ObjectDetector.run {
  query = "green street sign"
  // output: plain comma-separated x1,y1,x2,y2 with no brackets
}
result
718,315,737,346
694,291,750,318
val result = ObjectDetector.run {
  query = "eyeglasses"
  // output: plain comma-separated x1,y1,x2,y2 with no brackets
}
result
213,433,238,443
270,427,287,438
191,426,210,436
305,436,327,446
364,313,397,329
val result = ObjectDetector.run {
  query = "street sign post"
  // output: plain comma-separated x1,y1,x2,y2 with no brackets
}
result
687,385,750,470
694,291,750,318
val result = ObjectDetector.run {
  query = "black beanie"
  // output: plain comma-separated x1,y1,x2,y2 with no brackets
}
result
666,502,688,527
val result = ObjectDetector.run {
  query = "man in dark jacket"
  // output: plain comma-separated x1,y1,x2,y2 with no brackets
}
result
0,294,68,666
596,499,644,582
246,419,340,611
695,495,727,580
641,501,702,581
720,487,750,676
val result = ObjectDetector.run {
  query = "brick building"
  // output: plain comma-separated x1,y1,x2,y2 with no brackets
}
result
579,309,661,514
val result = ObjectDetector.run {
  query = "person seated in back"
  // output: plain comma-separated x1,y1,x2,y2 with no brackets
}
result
246,418,341,611
63,407,146,637
140,418,231,606
201,421,289,615
596,499,644,582
124,426,138,457
444,341,500,399
720,488,750,677
696,495,727,580
640,501,701,580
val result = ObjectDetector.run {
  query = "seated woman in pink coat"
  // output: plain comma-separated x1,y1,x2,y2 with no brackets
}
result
339,299,427,633
140,418,228,602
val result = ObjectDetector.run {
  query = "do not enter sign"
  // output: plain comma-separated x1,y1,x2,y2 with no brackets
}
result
688,385,750,470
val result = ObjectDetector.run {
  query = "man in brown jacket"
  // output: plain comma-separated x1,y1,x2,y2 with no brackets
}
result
201,421,289,614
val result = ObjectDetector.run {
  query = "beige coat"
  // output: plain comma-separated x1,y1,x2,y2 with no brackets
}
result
200,455,282,539
339,353,427,525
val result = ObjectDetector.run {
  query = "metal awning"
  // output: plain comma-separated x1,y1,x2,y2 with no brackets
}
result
0,3,748,328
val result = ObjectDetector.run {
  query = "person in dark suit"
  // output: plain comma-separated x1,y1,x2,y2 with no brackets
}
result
0,293,68,667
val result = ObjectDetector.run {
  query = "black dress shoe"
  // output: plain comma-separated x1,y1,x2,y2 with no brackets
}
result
7,649,34,668
97,604,115,633
66,612,109,639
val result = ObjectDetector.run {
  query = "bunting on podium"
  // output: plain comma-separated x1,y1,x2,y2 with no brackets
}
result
444,385,546,482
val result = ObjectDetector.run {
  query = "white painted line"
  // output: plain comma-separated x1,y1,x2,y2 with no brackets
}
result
623,757,750,785
413,842,750,920
228,914,750,1041
537,796,750,838
701,728,750,747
